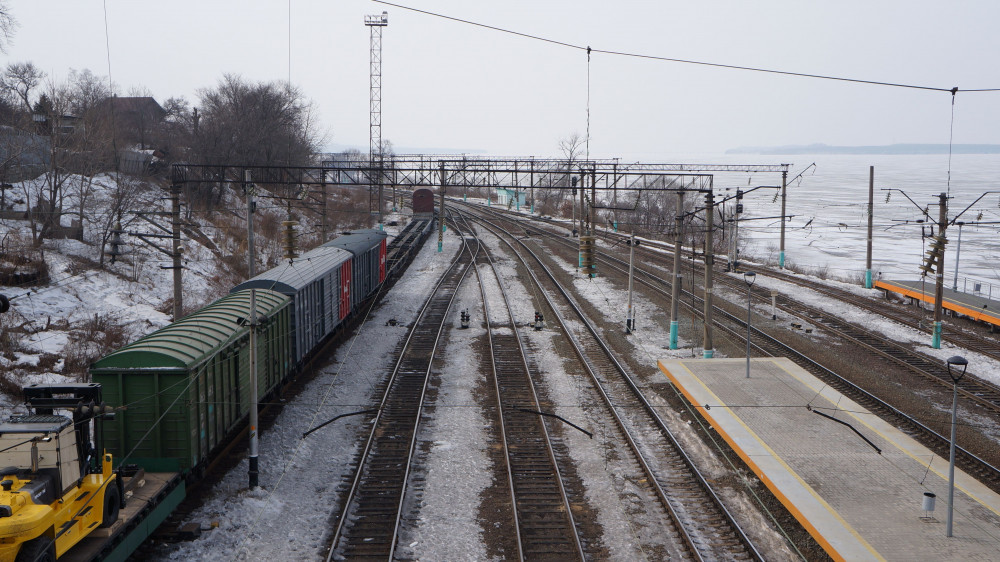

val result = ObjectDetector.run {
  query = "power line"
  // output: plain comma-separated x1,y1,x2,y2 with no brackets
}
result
373,0,1000,94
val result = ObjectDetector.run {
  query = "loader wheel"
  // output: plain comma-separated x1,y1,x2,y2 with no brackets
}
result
15,536,55,562
100,484,121,528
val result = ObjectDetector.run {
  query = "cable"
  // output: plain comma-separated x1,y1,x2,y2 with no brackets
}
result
373,0,1000,93
947,89,957,199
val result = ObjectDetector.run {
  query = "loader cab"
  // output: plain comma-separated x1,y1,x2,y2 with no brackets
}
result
0,384,119,562
0,416,80,502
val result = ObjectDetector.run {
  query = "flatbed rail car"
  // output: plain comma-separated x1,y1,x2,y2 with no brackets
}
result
78,228,414,560
0,384,186,562
385,219,432,281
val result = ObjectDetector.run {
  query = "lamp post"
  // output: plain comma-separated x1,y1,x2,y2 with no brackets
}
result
744,271,756,378
952,221,964,292
945,355,968,537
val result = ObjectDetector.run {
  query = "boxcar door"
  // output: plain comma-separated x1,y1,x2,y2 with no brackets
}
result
379,239,387,283
340,259,351,319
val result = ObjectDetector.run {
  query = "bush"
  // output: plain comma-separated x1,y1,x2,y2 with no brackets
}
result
62,313,131,378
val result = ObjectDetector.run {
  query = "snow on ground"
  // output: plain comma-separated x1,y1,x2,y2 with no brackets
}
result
395,263,491,560
739,268,1000,388
153,228,461,561
479,227,692,559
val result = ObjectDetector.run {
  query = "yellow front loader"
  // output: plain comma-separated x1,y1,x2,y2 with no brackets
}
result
0,385,122,562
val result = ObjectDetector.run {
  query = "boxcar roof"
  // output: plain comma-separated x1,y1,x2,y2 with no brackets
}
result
231,245,352,295
90,289,289,372
321,229,388,255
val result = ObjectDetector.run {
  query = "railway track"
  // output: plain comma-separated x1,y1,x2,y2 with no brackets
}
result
753,287,1000,415
325,222,477,560
459,212,586,560
760,265,1000,357
481,207,1000,491
462,207,762,561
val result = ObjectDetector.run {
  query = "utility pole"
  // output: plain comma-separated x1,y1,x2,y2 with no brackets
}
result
670,191,684,349
779,169,787,269
932,192,948,349
865,166,875,288
170,182,183,321
530,158,535,214
438,161,446,252
626,232,636,333
703,191,715,358
245,168,259,489
590,167,597,233
320,168,328,243
365,11,388,230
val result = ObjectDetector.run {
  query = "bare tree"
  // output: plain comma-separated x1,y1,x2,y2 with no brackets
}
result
0,1,16,54
536,133,586,218
67,69,113,116
194,74,320,167
1,62,44,112
157,96,193,161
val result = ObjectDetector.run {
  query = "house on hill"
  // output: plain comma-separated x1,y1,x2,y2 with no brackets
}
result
93,96,167,150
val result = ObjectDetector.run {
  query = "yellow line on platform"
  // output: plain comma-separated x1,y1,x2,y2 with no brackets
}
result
875,280,1000,325
660,361,883,562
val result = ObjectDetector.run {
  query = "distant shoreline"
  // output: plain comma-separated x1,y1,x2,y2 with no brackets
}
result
726,143,1000,155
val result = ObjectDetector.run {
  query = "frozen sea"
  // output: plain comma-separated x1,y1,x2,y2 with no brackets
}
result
666,152,1000,292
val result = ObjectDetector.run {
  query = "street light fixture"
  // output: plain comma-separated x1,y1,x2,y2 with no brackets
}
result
744,271,757,378
945,355,968,538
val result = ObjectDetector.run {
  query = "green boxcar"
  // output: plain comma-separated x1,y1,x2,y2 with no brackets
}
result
91,290,292,473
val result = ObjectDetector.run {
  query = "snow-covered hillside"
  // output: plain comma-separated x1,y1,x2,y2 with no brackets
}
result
0,172,319,411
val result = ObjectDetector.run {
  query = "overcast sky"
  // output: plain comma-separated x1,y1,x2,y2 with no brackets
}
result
6,1,1000,159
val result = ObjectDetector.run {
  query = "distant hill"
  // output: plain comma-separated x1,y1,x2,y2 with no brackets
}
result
726,143,1000,155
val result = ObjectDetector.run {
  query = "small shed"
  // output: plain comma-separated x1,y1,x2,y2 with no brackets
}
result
496,188,527,207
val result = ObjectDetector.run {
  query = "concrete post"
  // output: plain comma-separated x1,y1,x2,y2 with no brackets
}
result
703,191,715,358
865,166,874,288
669,191,684,349
933,192,948,348
171,182,183,322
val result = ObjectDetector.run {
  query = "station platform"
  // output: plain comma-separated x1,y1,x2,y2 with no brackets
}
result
875,279,1000,327
658,357,1000,561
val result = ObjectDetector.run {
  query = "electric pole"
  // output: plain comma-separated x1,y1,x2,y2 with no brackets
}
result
703,191,715,358
670,191,684,349
245,169,259,489
932,192,948,348
438,161,446,252
865,166,874,288
170,182,183,321
779,169,787,268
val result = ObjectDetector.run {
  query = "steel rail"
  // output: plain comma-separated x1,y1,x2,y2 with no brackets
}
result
458,212,585,560
326,215,477,560
462,206,762,561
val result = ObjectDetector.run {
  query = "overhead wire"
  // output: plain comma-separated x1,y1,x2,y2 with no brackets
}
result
372,0,1000,94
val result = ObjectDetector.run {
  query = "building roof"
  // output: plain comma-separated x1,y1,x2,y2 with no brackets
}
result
95,96,167,118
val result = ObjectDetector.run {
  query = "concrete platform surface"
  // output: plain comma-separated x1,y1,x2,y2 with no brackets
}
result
658,357,1000,562
876,279,1000,326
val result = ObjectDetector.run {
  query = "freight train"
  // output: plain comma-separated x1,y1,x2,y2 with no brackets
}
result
0,217,432,561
